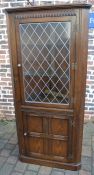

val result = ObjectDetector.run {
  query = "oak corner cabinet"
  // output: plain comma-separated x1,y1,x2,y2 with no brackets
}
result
5,3,91,171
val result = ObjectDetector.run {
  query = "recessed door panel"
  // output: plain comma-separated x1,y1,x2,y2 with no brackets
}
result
49,139,68,157
26,137,44,154
24,115,43,133
49,118,68,136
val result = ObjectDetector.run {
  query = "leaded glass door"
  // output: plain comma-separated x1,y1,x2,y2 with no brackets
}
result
17,17,76,108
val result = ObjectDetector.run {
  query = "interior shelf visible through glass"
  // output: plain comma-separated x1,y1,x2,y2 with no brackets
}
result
19,21,71,104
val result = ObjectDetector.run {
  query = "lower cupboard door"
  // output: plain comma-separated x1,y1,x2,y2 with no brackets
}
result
23,112,73,162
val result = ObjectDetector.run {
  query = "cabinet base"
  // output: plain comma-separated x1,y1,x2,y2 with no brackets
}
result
19,154,81,171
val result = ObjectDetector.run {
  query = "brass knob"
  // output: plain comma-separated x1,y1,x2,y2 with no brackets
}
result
17,64,21,67
24,132,27,136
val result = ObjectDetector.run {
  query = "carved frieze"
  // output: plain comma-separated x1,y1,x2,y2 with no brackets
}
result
15,9,76,19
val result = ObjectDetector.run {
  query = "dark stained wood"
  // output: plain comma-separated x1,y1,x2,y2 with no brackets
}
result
6,4,91,171
26,137,44,154
49,118,68,136
25,115,44,133
50,139,68,157
73,8,91,162
5,3,91,13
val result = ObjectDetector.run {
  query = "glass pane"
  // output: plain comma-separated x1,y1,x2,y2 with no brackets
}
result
19,22,71,104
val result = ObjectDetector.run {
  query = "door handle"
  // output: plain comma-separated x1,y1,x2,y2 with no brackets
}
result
17,64,21,67
24,132,27,136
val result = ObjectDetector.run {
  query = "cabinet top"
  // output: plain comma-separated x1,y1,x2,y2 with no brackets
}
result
5,3,91,13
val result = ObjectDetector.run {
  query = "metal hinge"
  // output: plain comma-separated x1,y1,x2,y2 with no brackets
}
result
70,120,75,127
71,97,76,104
71,63,77,70
14,78,17,86
21,149,24,154
73,23,80,32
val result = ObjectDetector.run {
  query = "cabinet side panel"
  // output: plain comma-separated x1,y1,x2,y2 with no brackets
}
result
74,8,90,162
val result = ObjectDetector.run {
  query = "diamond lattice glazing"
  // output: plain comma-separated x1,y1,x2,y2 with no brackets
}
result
19,22,71,104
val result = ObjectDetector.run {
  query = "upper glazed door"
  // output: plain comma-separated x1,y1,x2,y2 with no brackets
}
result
16,16,76,109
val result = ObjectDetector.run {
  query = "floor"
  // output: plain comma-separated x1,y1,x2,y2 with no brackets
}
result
0,120,94,175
